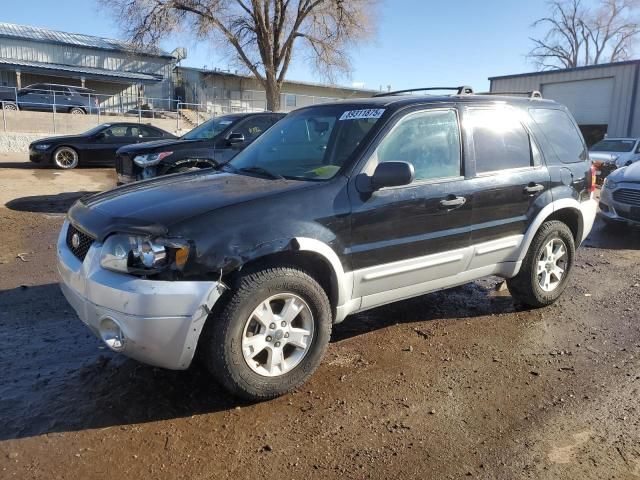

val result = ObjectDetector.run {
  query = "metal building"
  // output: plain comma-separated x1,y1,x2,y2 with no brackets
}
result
489,60,640,145
174,66,376,115
0,22,176,104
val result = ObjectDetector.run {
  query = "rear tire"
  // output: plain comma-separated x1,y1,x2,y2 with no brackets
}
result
3,102,17,111
69,107,85,115
507,220,575,308
201,267,332,400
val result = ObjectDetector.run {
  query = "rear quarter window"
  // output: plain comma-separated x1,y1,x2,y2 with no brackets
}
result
529,108,586,163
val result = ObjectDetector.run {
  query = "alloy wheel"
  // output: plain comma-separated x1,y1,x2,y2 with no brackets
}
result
537,238,568,292
241,293,314,377
54,148,78,169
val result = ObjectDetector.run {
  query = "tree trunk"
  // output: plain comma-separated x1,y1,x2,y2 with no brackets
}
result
264,76,281,111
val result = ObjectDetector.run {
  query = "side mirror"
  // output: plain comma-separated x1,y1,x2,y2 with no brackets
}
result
94,132,107,140
368,161,415,190
227,132,245,145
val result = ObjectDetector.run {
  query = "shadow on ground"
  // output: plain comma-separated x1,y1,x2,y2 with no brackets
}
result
0,277,515,441
5,192,97,214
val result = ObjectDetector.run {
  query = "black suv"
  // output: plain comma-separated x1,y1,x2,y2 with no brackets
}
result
115,112,285,183
1,83,97,114
58,87,597,400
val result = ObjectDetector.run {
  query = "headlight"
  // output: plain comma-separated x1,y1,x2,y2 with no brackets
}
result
604,177,619,190
133,151,173,167
33,144,51,150
100,233,190,274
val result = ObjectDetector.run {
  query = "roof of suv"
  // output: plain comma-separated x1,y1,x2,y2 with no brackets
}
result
309,94,560,110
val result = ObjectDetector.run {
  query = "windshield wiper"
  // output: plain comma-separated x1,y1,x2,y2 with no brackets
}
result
234,165,284,180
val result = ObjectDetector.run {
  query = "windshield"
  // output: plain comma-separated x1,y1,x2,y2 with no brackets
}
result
84,125,108,136
590,139,636,152
226,106,384,181
181,117,236,140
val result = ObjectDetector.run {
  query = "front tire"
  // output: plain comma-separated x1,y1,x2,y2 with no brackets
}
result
3,102,17,111
69,107,85,115
53,147,79,169
201,267,332,400
507,220,575,308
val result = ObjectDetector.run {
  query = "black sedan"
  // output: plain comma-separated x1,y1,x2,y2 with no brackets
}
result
29,123,176,169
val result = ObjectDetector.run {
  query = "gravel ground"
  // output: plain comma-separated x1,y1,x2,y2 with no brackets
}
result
0,152,639,479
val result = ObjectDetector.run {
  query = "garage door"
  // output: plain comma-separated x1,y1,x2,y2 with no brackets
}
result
542,78,614,125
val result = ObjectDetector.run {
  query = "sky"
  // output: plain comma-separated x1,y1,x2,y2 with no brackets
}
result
1,0,553,92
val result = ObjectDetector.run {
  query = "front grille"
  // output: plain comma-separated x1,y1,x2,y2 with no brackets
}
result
115,154,133,175
613,188,640,207
66,224,95,261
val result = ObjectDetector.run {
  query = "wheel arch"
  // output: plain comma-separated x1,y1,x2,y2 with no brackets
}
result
516,198,585,264
216,237,349,323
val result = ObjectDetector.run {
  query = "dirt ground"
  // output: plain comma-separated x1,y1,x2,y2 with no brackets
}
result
0,152,639,480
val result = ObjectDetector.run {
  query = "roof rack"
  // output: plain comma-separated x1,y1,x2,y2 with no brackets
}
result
373,86,474,97
478,90,543,100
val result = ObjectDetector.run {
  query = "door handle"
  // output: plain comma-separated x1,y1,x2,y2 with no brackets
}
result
439,195,467,209
524,183,545,194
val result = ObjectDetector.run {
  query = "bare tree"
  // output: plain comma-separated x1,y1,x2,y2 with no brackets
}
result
108,0,378,111
529,0,640,70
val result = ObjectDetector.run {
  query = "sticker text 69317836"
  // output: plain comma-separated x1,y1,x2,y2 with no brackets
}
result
339,109,386,121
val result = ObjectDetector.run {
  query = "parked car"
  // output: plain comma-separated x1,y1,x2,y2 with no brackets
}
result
589,138,640,179
58,88,597,400
30,123,176,169
1,83,98,114
115,112,285,184
599,161,640,227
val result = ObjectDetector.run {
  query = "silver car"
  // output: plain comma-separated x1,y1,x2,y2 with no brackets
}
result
590,137,640,169
599,161,640,227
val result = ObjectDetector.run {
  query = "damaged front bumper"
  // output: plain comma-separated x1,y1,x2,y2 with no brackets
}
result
57,220,223,370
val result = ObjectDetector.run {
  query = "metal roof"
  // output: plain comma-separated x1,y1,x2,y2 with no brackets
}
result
177,66,379,94
0,22,174,59
0,58,164,83
489,59,640,81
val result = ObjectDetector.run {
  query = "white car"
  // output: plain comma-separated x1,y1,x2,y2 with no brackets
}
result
599,161,640,227
589,138,640,169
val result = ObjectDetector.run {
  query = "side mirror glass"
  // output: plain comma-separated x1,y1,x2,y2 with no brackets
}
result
227,132,245,145
369,161,415,190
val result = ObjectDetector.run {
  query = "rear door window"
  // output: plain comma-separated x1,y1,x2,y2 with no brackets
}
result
468,107,532,174
529,108,586,163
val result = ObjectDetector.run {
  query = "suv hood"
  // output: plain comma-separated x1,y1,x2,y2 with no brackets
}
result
117,138,205,155
68,170,307,240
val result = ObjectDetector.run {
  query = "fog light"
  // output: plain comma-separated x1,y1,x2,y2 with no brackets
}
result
99,317,126,352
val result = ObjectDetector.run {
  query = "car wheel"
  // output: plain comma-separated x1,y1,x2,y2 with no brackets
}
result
53,147,79,169
507,220,575,308
201,267,332,400
2,102,17,111
69,107,85,115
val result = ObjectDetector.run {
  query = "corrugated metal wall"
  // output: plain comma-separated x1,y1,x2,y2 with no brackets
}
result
0,38,172,76
490,63,640,137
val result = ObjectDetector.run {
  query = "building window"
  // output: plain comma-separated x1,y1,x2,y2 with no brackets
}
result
285,94,297,108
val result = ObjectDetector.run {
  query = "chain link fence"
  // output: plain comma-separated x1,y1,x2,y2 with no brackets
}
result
0,86,346,136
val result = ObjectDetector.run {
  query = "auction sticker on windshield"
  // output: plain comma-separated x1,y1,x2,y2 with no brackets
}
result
339,109,385,121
